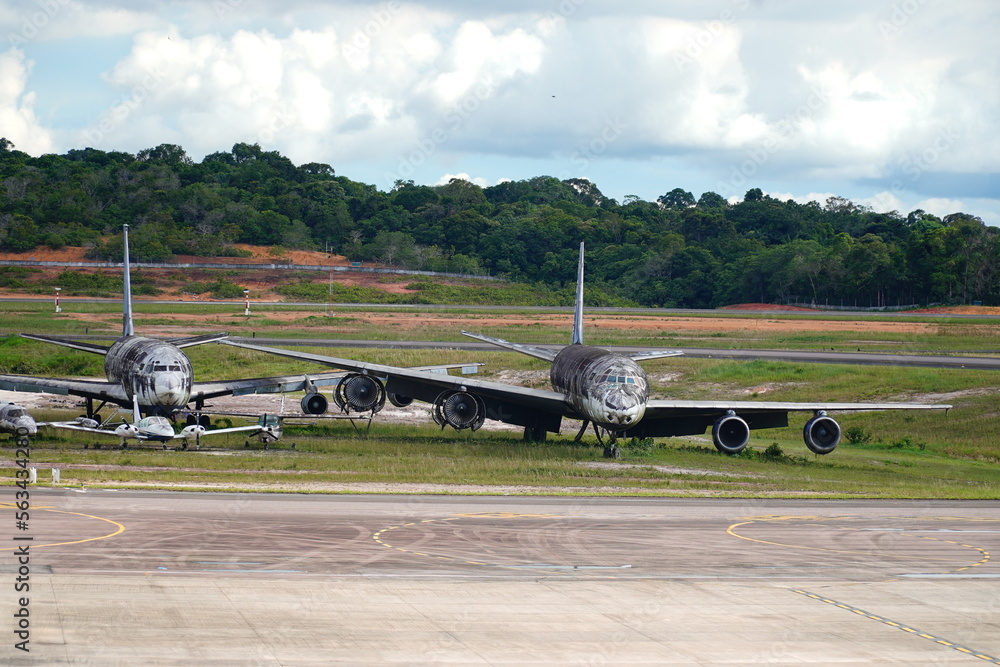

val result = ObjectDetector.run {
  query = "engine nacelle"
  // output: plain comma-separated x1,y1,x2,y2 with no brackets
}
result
388,393,414,408
803,411,840,455
333,373,386,414
180,424,207,441
431,390,486,431
712,411,750,454
300,391,329,415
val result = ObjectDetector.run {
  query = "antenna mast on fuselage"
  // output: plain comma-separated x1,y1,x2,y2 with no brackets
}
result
122,224,134,338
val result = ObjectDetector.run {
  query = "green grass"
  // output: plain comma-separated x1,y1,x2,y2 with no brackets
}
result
13,415,999,498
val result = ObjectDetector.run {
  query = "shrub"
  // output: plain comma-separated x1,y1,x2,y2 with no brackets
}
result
845,426,873,445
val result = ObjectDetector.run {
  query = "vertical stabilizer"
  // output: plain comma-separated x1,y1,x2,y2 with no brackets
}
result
571,241,585,345
122,224,134,337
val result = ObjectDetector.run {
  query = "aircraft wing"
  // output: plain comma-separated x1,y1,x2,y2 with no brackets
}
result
0,375,128,404
168,333,230,348
190,362,484,402
625,398,952,439
20,333,111,355
220,340,573,431
461,331,558,361
191,372,357,401
461,331,683,362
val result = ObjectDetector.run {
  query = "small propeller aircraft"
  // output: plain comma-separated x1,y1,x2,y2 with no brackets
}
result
0,402,37,447
42,396,264,449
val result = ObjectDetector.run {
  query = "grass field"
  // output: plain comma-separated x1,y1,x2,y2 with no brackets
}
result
1,302,998,498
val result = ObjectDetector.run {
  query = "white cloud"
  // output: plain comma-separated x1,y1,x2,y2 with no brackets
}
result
2,0,994,218
0,49,54,154
435,172,489,187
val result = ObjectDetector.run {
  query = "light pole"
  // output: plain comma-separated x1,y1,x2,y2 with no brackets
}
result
54,287,61,313
244,289,251,316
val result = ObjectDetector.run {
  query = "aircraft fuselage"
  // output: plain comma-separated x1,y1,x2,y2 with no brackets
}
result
105,336,193,416
0,403,37,439
550,345,648,430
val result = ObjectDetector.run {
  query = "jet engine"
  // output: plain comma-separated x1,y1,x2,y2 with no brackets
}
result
333,373,386,414
431,390,486,431
803,411,840,455
300,391,328,415
388,393,414,408
712,411,750,454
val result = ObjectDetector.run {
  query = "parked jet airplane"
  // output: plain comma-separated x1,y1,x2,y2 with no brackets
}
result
0,402,37,446
221,242,952,457
0,224,436,424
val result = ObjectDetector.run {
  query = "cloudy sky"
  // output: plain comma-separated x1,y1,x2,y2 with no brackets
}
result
2,1,998,223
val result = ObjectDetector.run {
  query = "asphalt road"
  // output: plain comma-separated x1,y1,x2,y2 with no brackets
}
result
8,490,1000,664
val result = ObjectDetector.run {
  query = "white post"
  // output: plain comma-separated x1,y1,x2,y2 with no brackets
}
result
55,287,61,313
28,468,36,484
51,468,60,484
244,289,250,316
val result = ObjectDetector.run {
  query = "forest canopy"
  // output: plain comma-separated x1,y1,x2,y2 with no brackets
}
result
0,139,995,309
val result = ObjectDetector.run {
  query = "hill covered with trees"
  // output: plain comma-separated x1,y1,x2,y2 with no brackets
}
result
0,139,994,309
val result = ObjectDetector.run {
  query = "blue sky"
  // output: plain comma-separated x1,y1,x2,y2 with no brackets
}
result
2,0,998,223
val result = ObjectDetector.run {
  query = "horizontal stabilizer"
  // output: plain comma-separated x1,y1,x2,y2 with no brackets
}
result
461,331,557,362
627,349,685,361
20,333,111,355
169,332,229,348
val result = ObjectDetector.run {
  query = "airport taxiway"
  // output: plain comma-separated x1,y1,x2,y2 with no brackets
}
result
4,491,999,664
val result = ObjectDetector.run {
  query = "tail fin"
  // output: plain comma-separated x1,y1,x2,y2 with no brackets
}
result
122,224,134,337
571,241,584,345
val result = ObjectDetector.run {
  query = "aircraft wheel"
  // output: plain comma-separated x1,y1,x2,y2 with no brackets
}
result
94,444,101,450
181,442,188,451
120,443,128,450
263,443,269,450
83,444,89,450
603,445,621,459
244,441,250,448
291,443,296,449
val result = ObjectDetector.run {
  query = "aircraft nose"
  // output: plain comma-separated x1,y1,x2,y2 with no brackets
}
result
604,389,643,425
156,373,187,407
16,417,37,436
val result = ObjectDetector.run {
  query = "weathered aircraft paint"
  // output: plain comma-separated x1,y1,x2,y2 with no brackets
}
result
104,335,193,415
549,345,648,430
0,402,37,445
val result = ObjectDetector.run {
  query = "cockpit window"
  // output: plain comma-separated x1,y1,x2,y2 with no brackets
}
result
169,365,181,372
154,365,168,372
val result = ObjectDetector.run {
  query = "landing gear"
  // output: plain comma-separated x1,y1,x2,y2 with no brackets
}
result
522,426,547,442
603,444,621,459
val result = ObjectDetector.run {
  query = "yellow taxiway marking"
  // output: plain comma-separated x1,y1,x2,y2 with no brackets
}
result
373,513,567,571
727,517,992,571
793,590,1000,664
0,505,125,551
